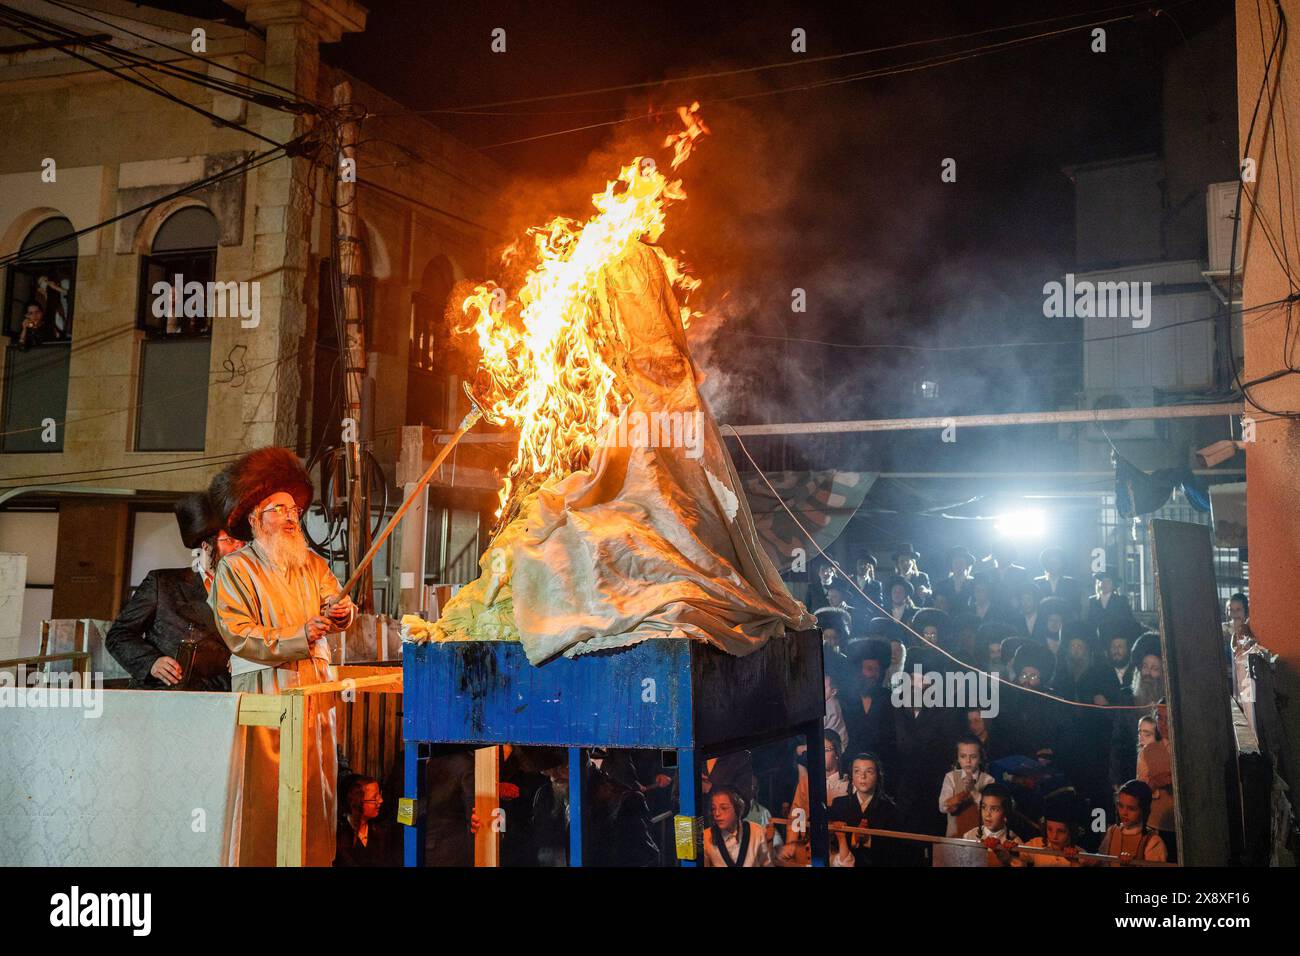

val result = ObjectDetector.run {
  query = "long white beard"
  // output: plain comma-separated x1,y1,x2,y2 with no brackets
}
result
256,526,310,572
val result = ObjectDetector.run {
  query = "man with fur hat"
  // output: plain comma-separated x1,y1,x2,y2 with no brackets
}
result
106,489,243,690
209,446,356,866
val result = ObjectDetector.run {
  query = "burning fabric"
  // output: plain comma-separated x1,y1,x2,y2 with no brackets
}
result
416,108,813,663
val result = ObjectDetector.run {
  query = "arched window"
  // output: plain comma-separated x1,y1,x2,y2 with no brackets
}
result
5,216,77,346
137,206,219,336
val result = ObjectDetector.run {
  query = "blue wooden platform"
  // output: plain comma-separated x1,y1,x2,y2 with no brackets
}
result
402,631,828,866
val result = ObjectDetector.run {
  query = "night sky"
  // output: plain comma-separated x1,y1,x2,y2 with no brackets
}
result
146,0,1231,464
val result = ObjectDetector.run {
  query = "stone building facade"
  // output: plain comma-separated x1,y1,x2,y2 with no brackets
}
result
0,0,501,655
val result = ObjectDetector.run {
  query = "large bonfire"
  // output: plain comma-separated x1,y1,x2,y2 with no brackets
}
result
407,105,813,664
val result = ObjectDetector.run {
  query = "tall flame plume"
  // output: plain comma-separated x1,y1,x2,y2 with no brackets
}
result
459,103,709,520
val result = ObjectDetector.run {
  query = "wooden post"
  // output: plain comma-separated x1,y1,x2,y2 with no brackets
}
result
332,79,373,611
276,693,309,867
473,746,500,866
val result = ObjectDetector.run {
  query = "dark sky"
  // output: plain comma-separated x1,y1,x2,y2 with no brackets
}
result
147,0,1233,465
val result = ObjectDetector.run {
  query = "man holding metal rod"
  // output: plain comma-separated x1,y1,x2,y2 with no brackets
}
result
209,446,356,866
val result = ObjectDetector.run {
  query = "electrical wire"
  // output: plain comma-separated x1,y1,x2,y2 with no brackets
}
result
727,423,1157,712
732,294,1300,353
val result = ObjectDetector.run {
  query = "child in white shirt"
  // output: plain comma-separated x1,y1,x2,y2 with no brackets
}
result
938,735,995,837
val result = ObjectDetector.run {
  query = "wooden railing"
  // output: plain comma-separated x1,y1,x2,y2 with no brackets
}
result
236,667,403,867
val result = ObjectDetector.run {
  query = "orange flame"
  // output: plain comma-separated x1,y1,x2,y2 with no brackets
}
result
460,106,708,518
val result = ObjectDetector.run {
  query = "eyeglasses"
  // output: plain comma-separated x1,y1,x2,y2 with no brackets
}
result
260,504,303,521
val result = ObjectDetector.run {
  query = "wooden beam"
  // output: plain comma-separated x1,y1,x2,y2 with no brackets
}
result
284,672,402,697
276,694,308,867
473,747,499,867
237,693,283,728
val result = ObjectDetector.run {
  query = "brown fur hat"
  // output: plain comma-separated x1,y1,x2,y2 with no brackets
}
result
215,446,313,541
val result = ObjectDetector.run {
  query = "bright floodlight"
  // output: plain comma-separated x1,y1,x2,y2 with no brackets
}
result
994,508,1047,539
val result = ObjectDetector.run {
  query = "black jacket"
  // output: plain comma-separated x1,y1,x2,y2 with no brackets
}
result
105,568,230,691
828,791,906,866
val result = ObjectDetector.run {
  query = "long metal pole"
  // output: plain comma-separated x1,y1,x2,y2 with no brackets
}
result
336,409,481,600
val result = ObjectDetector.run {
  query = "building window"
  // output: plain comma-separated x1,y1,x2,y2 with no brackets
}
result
1,346,70,452
136,207,219,337
4,216,78,347
134,337,211,451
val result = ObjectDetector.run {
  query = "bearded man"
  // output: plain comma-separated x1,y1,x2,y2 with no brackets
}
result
209,446,356,866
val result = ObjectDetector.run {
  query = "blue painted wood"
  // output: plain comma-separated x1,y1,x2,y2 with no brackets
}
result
568,748,584,867
403,633,822,750
404,639,694,748
403,744,426,867
402,632,824,867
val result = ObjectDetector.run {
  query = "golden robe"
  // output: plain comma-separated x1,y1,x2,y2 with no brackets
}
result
210,541,353,866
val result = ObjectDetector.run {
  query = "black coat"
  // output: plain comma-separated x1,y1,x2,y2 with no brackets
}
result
1085,593,1135,631
105,568,230,691
828,791,906,866
891,705,964,838
1034,574,1084,617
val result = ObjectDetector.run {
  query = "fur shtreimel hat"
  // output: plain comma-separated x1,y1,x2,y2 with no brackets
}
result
1012,641,1056,682
174,490,222,550
215,446,314,542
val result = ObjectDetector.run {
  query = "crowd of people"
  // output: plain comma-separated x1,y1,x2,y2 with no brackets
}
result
760,540,1251,867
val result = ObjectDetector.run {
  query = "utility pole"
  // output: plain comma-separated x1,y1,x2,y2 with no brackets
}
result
333,80,373,611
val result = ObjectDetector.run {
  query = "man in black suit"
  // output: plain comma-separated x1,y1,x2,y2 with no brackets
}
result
1033,546,1084,618
106,490,243,690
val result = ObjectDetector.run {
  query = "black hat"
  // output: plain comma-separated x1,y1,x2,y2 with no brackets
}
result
1093,569,1118,584
866,616,896,637
856,552,879,568
815,608,852,635
977,621,1014,644
911,608,951,639
1038,546,1066,567
1130,631,1162,665
1037,595,1070,620
893,543,921,561
884,575,914,599
1062,620,1099,648
953,613,981,635
174,490,222,550
1012,642,1056,682
847,637,892,672
1041,791,1082,827
948,546,976,567
902,644,940,672
214,446,314,542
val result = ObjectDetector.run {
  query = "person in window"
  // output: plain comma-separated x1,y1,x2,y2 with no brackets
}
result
105,489,243,690
35,275,70,338
16,301,47,350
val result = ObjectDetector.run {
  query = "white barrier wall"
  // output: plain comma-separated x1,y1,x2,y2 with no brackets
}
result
0,689,242,866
